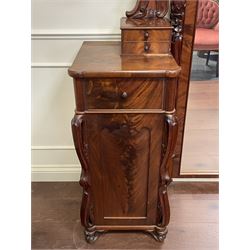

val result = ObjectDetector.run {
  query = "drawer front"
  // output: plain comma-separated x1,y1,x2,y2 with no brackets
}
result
122,29,171,42
85,78,164,110
122,41,170,55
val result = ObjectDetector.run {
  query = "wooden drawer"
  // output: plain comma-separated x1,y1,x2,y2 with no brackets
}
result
122,41,171,55
122,29,171,42
85,78,164,110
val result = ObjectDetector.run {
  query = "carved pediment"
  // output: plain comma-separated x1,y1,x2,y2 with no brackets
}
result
126,0,169,19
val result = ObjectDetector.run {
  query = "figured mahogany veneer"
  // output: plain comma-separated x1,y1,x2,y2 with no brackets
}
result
85,78,164,110
68,42,180,78
122,29,171,42
121,17,172,55
88,113,163,225
122,41,171,55
69,41,180,243
68,0,187,244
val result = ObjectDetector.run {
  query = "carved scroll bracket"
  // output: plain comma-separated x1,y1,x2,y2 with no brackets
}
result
71,114,100,243
151,114,178,241
126,0,169,19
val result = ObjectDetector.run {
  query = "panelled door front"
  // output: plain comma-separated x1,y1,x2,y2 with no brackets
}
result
86,113,164,225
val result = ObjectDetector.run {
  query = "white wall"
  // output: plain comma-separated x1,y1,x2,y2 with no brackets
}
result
31,0,135,181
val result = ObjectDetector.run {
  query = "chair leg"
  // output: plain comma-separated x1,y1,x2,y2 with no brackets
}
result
206,51,211,65
216,54,219,77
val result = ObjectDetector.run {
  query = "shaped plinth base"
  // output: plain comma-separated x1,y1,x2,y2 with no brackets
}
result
84,227,168,243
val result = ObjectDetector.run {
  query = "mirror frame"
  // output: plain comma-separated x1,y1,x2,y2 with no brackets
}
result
171,0,219,178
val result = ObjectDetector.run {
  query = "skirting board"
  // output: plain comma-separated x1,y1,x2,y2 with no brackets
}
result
31,165,219,182
32,165,81,182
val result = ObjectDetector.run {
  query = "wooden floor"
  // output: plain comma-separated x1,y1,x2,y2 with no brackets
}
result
181,80,219,174
32,182,219,249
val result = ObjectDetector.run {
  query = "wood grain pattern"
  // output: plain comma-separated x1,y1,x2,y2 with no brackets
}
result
71,114,98,242
69,41,180,241
87,114,163,226
148,114,178,241
121,17,172,55
122,29,171,42
68,42,181,79
32,182,219,249
181,81,219,175
85,78,164,110
122,41,171,55
67,0,188,241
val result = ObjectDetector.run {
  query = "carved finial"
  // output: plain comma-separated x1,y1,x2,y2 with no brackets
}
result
126,0,169,19
170,0,186,41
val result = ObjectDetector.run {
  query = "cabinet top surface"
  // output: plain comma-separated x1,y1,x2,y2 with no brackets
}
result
120,17,172,30
68,42,181,79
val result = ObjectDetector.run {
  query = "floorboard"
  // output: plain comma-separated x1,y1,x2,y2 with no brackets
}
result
32,182,219,250
181,80,219,174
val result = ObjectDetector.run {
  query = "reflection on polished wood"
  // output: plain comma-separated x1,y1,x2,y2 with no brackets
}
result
121,17,173,55
68,0,190,241
68,42,181,79
69,40,181,242
85,78,164,110
181,80,219,174
32,182,219,249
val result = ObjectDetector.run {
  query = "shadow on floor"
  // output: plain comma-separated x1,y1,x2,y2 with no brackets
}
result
32,182,219,250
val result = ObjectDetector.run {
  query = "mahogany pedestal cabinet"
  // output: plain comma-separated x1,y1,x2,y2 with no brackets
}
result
68,0,182,243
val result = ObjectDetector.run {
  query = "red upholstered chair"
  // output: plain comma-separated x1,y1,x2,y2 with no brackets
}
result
194,0,219,76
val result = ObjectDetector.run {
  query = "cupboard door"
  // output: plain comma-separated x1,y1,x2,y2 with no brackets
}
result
86,113,164,225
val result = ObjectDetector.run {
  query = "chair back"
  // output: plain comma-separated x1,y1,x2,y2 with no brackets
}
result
196,0,219,29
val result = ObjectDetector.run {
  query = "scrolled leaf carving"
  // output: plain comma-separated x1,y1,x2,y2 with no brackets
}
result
157,114,178,227
170,0,186,64
148,114,178,242
171,0,186,42
126,0,170,19
71,115,96,235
